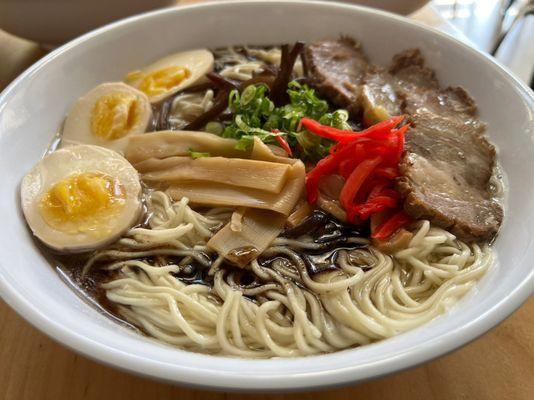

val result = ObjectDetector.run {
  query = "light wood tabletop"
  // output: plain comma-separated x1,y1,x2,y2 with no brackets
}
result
1,1,533,399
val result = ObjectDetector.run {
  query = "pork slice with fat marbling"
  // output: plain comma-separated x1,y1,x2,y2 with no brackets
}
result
303,37,369,116
393,63,503,242
303,39,503,242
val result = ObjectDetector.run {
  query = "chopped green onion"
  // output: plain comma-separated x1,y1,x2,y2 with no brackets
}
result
188,148,211,159
213,80,351,162
205,121,223,135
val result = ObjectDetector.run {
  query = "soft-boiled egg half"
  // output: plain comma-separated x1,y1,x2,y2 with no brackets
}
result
21,145,142,253
62,82,152,153
125,49,214,103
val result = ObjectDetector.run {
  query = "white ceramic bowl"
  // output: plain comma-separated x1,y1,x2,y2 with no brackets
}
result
0,0,533,392
341,0,430,15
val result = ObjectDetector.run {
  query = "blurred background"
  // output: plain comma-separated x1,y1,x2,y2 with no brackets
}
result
0,0,532,89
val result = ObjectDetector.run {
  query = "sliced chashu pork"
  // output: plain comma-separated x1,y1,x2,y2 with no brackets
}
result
303,37,369,116
303,40,503,242
390,52,502,241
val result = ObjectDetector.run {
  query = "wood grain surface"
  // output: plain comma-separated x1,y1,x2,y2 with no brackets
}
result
1,298,533,400
1,1,533,399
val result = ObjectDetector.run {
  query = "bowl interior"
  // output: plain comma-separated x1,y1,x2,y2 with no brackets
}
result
0,0,533,391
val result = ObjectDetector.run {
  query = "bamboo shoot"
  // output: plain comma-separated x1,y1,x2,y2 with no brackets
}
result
207,208,286,268
125,130,248,163
166,160,305,216
250,137,295,165
140,157,290,193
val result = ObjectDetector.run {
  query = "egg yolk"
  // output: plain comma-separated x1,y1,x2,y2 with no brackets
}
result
91,92,141,141
39,172,126,235
135,66,191,97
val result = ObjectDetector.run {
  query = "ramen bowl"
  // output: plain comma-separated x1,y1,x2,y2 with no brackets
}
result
0,0,533,392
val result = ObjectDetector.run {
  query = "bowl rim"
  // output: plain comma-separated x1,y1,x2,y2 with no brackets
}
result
1,0,533,392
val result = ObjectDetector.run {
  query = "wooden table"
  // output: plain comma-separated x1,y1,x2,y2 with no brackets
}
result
1,2,533,399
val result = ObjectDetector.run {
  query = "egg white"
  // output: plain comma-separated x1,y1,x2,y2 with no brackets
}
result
62,82,152,154
127,49,214,103
21,144,142,253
